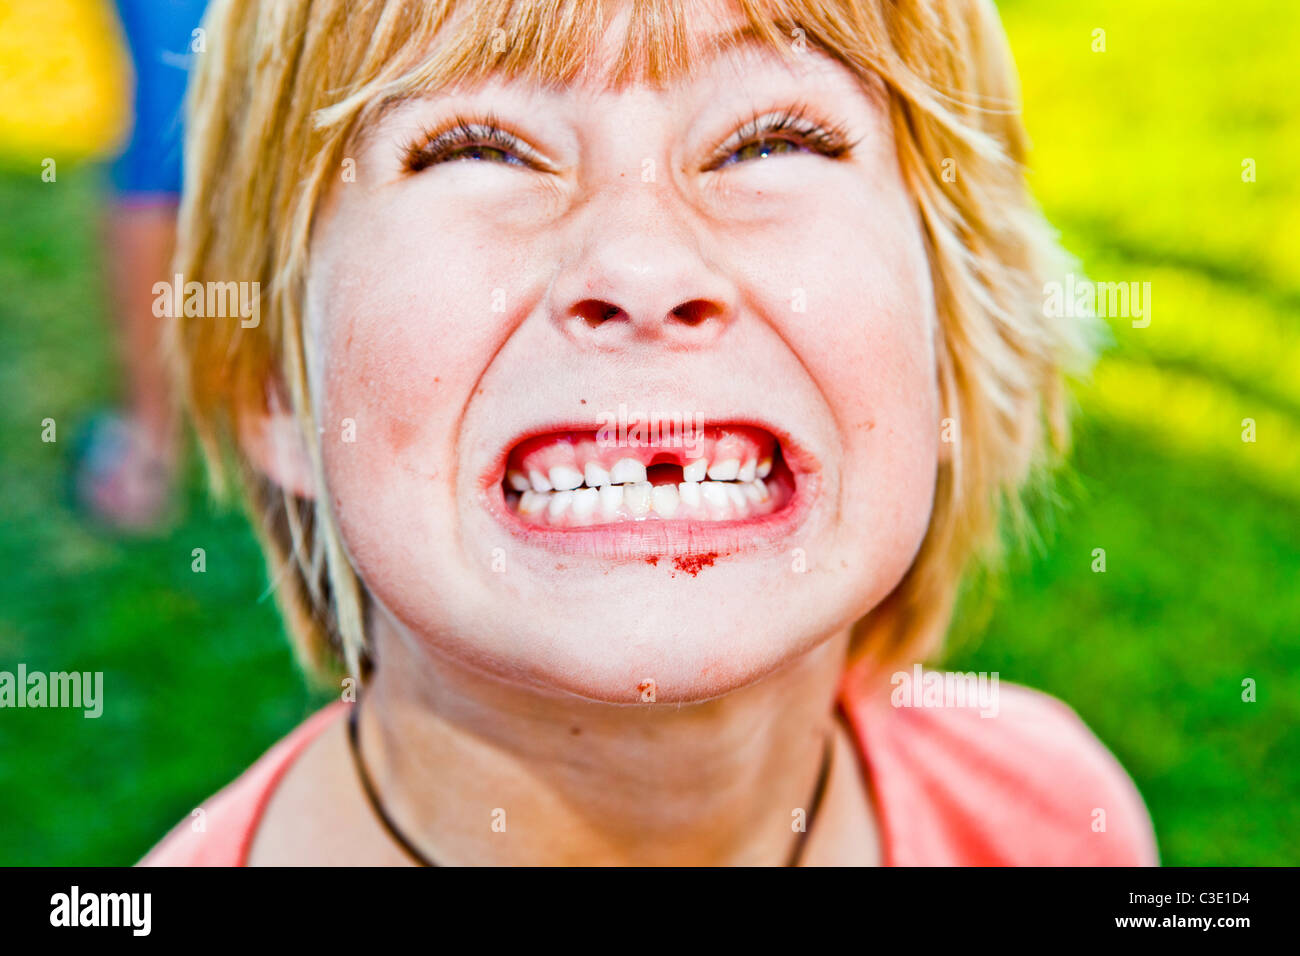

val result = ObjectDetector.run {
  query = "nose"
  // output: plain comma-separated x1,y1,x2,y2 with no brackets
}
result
548,179,737,349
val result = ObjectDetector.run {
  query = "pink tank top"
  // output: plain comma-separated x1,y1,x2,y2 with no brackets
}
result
140,669,1159,865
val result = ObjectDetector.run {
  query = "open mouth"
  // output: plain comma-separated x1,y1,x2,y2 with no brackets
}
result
499,424,797,528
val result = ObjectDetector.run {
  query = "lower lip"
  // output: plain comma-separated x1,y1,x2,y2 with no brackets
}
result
480,447,818,562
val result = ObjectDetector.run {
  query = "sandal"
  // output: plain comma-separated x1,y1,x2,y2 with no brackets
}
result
68,411,177,534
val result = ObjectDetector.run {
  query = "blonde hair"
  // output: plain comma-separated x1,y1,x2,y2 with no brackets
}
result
173,0,1100,686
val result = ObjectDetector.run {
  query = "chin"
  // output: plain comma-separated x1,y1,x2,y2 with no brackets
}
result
380,550,871,705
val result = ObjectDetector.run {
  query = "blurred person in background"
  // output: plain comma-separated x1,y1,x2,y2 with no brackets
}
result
72,0,208,531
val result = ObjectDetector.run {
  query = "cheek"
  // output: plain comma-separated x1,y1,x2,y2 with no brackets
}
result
819,245,938,456
752,181,939,550
307,217,504,588
313,191,505,457
329,316,441,459
316,308,449,592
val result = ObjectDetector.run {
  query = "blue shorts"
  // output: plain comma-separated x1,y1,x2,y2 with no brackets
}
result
109,0,210,198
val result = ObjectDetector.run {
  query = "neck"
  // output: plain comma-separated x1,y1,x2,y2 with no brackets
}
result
356,610,853,866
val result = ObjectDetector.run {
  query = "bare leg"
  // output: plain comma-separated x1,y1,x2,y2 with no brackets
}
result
81,199,180,529
106,200,179,456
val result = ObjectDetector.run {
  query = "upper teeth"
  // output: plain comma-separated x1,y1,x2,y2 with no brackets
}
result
609,458,647,485
508,456,764,494
707,458,739,481
548,464,584,491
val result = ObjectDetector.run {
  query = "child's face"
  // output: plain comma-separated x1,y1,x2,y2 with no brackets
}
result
303,3,940,701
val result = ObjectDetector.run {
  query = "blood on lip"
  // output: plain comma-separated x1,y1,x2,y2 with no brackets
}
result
673,552,719,576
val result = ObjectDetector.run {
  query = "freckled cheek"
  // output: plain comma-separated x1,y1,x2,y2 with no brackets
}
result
832,309,936,449
787,241,939,526
316,348,460,595
305,215,503,590
314,310,465,526
310,205,487,450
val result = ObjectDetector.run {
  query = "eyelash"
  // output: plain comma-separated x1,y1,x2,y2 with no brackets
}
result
400,103,859,174
702,103,860,171
403,112,537,173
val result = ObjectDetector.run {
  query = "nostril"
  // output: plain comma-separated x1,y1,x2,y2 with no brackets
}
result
574,299,623,328
566,297,726,333
671,300,722,326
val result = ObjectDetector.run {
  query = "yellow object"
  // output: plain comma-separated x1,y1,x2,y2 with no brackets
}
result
0,0,131,163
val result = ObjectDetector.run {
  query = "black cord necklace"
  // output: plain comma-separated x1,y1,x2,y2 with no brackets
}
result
346,700,835,866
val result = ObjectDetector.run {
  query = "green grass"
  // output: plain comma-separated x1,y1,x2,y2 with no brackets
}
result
0,168,332,865
944,417,1300,865
1,0,1297,865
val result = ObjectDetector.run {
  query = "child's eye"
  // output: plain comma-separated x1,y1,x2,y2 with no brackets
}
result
401,104,859,175
403,113,541,173
702,104,860,172
714,136,805,165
